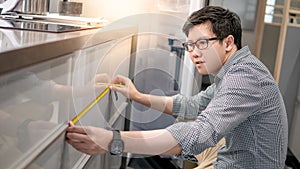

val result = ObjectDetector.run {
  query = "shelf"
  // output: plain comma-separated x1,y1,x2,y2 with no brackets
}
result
274,5,284,9
273,13,284,17
266,4,284,9
288,23,300,28
265,22,282,26
289,15,300,19
265,13,283,17
289,8,300,15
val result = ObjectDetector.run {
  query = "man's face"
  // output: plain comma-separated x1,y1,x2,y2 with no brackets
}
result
187,23,227,75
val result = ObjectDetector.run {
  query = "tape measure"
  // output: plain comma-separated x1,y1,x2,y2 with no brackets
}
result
71,83,124,124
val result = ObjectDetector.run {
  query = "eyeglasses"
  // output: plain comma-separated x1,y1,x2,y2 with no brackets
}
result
182,37,223,52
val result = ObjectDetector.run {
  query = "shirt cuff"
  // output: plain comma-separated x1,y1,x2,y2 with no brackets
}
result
172,94,183,118
166,122,198,162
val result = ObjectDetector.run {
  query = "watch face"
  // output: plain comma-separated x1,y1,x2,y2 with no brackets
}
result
110,139,124,155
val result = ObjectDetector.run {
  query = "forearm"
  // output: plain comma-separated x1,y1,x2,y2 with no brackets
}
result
133,93,173,115
121,129,182,155
110,75,174,115
66,123,182,156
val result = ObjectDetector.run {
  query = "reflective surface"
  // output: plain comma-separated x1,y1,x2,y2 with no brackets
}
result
0,18,93,33
0,20,98,53
0,31,133,168
0,55,71,169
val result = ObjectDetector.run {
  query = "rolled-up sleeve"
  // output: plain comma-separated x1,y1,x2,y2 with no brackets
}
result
167,66,262,158
172,83,216,120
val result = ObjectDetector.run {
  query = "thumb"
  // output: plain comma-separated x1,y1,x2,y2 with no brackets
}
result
110,85,123,93
68,121,74,127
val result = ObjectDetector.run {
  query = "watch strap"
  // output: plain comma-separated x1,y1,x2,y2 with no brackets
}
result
109,129,124,155
112,130,121,140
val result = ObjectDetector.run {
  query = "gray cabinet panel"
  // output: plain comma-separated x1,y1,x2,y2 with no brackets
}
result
0,55,72,169
0,34,133,168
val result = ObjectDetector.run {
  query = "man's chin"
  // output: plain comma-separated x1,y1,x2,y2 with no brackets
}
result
197,69,208,75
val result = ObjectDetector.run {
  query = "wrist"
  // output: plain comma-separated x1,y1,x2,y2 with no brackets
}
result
108,130,124,155
104,129,114,151
131,90,142,101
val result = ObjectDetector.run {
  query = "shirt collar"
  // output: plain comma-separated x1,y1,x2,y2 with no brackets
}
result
214,46,251,85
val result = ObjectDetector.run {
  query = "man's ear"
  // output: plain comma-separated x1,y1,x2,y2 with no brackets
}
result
224,35,234,51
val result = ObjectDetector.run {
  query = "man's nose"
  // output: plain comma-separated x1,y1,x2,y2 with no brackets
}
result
191,48,200,58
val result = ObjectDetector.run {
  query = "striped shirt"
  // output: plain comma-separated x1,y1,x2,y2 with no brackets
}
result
166,46,288,168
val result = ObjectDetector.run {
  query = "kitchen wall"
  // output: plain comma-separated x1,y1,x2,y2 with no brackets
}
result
98,1,190,132
73,0,260,100
73,0,157,20
81,0,257,52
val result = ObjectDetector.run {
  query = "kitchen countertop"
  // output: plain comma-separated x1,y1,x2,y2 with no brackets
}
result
0,24,137,75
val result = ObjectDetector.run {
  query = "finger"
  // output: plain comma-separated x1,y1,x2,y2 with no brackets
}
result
68,121,74,127
67,137,105,155
109,85,123,92
66,137,83,144
111,75,127,84
72,145,99,155
67,125,88,134
66,132,90,142
66,141,92,154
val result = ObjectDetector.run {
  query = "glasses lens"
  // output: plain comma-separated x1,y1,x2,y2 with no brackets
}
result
187,44,193,52
183,42,192,51
195,40,208,50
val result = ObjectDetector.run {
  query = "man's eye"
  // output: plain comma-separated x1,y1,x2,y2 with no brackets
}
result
198,41,206,45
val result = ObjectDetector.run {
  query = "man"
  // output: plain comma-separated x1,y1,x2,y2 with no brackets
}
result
67,6,288,168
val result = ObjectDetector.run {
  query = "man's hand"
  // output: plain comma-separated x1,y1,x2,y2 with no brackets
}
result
66,122,113,155
110,75,173,115
110,75,140,100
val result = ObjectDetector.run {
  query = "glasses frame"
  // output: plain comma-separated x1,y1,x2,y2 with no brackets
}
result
182,37,223,52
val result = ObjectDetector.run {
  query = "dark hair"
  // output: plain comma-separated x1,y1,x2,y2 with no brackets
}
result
182,6,242,50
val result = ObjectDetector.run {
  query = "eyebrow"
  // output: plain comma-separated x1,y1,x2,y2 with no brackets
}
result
188,36,210,42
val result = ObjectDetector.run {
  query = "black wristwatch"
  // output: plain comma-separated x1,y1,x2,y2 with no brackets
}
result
108,130,124,155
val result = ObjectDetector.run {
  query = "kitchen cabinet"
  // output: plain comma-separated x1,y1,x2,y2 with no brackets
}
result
0,54,73,169
0,26,137,169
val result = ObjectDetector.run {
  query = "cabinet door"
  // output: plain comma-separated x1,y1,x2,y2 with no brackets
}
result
82,155,104,169
79,37,133,169
67,41,115,169
22,40,117,169
0,54,73,169
68,37,132,169
71,37,132,128
99,38,133,169
71,40,116,128
0,34,133,169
